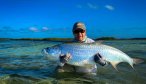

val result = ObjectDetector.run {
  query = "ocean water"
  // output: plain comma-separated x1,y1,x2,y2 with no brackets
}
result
0,40,146,84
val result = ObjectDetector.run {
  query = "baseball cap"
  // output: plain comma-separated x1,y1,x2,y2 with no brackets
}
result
72,22,86,32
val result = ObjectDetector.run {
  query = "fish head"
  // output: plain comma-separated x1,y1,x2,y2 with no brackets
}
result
42,46,61,58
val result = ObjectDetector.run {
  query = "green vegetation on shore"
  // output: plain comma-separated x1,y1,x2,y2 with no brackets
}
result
95,37,116,40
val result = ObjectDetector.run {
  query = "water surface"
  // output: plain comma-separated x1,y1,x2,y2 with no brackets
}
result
0,40,146,84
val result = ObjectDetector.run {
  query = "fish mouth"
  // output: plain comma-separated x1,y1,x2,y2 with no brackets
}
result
41,48,52,60
41,48,49,56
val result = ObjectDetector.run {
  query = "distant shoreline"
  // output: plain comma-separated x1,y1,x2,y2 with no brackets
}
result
0,38,73,42
0,37,146,42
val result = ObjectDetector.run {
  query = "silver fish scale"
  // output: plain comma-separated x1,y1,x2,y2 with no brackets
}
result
63,43,132,66
96,44,133,65
44,42,134,67
58,43,98,66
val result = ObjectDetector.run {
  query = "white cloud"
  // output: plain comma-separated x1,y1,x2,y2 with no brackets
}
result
105,5,114,11
76,3,115,11
87,3,98,9
29,27,39,32
42,27,49,31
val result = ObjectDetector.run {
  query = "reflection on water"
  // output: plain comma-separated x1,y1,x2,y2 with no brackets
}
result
0,40,146,84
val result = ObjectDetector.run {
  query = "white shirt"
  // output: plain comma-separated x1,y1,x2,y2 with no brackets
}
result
73,36,95,43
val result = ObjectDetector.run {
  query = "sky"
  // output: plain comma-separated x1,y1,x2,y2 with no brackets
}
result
0,0,146,39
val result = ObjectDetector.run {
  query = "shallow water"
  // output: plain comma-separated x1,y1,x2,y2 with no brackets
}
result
0,40,146,84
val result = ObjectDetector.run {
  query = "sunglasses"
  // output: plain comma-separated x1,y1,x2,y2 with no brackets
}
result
73,29,85,34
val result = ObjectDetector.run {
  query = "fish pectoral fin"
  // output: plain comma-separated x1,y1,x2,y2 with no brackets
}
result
110,61,120,71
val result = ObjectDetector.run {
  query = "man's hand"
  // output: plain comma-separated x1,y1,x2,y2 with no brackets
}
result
59,53,72,67
56,53,72,73
94,53,107,66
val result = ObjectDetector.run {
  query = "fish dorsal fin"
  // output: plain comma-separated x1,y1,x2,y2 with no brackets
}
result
110,61,120,71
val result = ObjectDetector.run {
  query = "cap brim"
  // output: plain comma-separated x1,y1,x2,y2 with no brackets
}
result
74,28,85,30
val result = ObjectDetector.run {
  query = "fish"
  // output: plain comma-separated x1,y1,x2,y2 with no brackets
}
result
42,42,143,70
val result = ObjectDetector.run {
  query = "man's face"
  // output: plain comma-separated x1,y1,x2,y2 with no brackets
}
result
73,29,86,42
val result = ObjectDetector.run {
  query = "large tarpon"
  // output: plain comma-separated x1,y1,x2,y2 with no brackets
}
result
42,42,143,70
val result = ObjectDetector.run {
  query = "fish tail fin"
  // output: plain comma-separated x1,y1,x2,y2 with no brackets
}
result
132,58,144,64
129,58,144,71
110,61,120,71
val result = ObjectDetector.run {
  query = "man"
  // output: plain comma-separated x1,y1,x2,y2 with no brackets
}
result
72,22,94,43
57,22,107,75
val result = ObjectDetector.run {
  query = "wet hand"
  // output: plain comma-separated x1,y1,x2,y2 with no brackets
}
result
94,53,107,66
59,53,72,64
